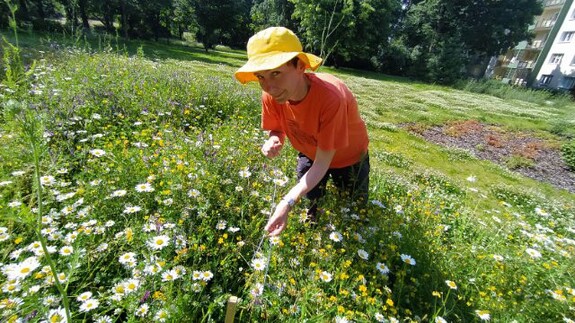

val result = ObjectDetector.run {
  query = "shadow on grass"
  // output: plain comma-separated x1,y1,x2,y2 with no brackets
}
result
0,28,247,69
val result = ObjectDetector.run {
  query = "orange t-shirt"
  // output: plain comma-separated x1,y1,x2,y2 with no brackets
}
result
261,73,369,168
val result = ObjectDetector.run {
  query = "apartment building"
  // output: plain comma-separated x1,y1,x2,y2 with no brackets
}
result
489,0,575,91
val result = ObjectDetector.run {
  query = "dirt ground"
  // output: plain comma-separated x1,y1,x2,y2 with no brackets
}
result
404,120,575,194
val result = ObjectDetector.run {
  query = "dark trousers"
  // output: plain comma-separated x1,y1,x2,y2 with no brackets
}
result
296,152,370,217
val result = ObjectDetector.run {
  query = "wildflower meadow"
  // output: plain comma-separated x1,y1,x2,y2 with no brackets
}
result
0,35,574,323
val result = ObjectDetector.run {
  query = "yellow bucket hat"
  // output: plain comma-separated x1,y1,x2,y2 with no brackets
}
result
234,27,323,84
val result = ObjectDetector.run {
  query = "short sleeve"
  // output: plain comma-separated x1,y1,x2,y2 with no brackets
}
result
261,94,282,132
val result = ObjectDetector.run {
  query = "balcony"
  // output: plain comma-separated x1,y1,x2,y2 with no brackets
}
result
525,40,546,50
544,0,565,8
501,58,535,70
535,19,556,29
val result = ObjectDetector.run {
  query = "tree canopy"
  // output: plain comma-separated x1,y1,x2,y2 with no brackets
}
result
0,0,543,84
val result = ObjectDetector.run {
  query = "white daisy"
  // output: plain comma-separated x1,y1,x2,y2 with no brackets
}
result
475,310,490,321
4,256,41,281
147,235,170,250
161,269,179,282
89,149,106,157
76,291,92,302
40,175,56,186
155,309,169,322
357,249,369,260
251,258,267,271
123,205,142,214
110,189,127,197
79,298,99,312
376,262,390,275
400,254,416,266
94,315,113,323
535,207,549,217
201,271,214,281
135,183,154,192
59,246,74,256
435,316,448,323
45,307,67,322
124,279,140,293
238,168,251,178
319,271,332,282
8,201,22,208
272,176,288,187
445,280,458,290
135,303,149,317
329,231,343,242
188,189,201,198
192,271,202,281
216,220,227,230
269,236,281,245
526,248,542,259
118,252,136,264
250,283,263,297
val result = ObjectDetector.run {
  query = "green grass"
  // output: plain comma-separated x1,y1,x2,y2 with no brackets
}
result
0,30,574,323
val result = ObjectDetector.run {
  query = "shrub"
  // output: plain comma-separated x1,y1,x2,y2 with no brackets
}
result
561,140,575,170
454,79,573,107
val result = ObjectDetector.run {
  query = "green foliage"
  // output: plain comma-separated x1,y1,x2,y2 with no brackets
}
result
392,0,542,83
425,34,466,84
443,146,476,162
561,140,575,170
455,78,573,107
0,42,574,323
290,0,399,67
504,155,535,170
373,150,412,169
250,0,296,31
194,0,251,50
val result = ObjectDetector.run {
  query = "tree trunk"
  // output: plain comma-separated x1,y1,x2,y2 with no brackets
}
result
79,0,90,32
17,0,29,21
34,0,45,21
120,0,129,39
65,4,78,32
154,13,159,42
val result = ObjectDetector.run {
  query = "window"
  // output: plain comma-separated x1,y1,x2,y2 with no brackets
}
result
561,31,575,42
540,75,553,86
571,55,575,65
549,53,564,64
559,76,575,89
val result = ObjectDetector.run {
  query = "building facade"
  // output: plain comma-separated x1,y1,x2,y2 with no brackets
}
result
489,0,575,91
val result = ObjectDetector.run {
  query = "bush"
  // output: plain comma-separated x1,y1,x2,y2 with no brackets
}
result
454,79,573,107
561,140,575,170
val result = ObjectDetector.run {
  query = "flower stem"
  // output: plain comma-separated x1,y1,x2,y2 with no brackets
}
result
26,112,72,321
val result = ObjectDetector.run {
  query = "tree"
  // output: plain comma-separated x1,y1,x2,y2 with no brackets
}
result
453,0,543,77
193,0,249,51
289,0,400,68
92,0,117,33
172,0,196,40
393,0,542,82
250,0,296,31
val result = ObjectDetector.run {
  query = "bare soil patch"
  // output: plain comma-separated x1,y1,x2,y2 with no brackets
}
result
404,120,575,193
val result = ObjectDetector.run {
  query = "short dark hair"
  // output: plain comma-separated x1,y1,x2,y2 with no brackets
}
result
288,56,300,67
